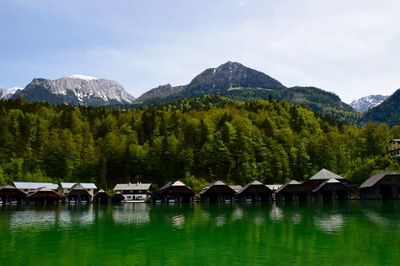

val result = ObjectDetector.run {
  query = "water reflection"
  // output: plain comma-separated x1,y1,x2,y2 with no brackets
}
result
270,204,283,221
232,206,243,220
215,215,226,227
291,213,302,224
315,214,344,232
171,215,185,229
10,210,58,229
113,203,150,225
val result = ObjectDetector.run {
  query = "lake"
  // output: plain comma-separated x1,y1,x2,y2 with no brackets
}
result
0,201,399,265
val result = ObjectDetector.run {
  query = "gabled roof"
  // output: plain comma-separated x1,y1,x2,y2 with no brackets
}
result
237,180,264,194
265,184,283,191
0,185,27,197
70,183,86,191
13,182,58,190
276,180,302,193
158,180,192,193
230,185,243,193
0,185,18,190
113,183,151,191
390,139,400,143
60,182,97,189
359,171,400,189
312,178,346,192
28,187,60,198
94,189,109,197
309,169,345,180
200,180,236,195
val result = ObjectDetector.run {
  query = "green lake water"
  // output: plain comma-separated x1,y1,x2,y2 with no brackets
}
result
0,201,399,265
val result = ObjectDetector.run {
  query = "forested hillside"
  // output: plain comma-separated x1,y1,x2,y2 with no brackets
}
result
0,97,398,191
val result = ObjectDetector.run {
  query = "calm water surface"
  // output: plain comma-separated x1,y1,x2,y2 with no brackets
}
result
0,202,399,265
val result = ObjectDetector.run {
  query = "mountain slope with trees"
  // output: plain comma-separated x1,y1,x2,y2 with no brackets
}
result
0,97,398,191
363,89,400,126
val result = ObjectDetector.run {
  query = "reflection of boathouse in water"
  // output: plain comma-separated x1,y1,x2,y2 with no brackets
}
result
360,171,400,200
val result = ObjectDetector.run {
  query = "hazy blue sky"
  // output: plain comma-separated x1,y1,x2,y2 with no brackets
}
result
1,0,400,102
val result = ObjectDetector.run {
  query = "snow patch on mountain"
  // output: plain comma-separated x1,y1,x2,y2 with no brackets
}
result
12,76,135,106
350,95,388,112
0,87,21,99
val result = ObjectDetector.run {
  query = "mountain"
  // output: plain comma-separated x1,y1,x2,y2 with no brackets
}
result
135,61,357,123
363,89,400,126
135,61,285,103
350,95,388,113
136,84,186,102
182,61,285,96
0,87,20,99
12,75,135,106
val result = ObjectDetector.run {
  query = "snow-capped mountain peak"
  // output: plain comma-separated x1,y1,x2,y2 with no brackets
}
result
11,76,135,106
0,87,21,99
350,95,388,112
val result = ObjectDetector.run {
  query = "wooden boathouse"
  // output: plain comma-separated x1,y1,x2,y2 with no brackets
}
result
312,178,350,201
275,180,310,201
93,189,110,204
27,187,61,204
154,180,194,203
359,171,400,200
67,183,93,203
200,181,237,202
0,185,26,204
237,180,272,202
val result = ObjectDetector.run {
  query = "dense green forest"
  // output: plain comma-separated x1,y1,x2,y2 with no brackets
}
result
0,96,399,192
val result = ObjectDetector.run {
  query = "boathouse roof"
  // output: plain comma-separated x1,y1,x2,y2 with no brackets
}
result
200,181,236,195
13,182,58,190
276,180,302,193
60,182,97,189
237,180,272,195
28,187,60,199
0,185,27,197
230,185,243,193
312,178,347,192
157,180,194,195
309,169,345,180
94,189,109,198
359,171,400,189
113,183,151,191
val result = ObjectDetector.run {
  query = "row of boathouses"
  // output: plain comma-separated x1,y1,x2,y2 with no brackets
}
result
1,169,400,205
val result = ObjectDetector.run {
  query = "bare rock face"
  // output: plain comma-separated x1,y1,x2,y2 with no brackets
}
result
12,75,135,106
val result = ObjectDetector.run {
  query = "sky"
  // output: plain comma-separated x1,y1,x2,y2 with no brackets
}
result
1,0,400,103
